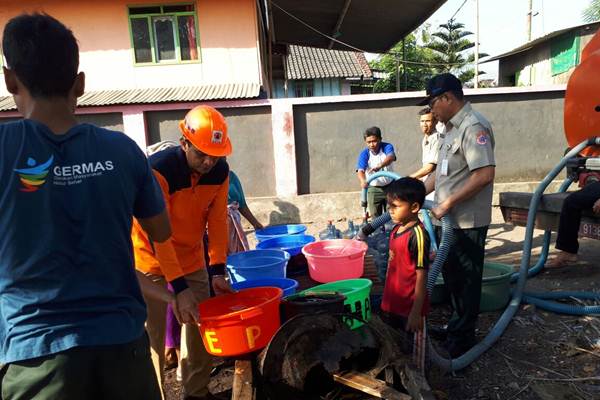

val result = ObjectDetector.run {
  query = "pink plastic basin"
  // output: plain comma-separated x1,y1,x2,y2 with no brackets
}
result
302,239,368,283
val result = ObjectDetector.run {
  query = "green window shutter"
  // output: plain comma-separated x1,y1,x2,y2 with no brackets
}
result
128,3,200,66
551,34,580,76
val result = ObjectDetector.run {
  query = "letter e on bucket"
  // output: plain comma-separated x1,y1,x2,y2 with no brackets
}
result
245,326,261,349
204,330,222,354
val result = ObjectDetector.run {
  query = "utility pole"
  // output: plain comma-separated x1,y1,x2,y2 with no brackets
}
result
527,0,533,42
402,39,408,91
474,0,479,88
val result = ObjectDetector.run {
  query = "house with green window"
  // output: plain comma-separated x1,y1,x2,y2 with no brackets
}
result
0,0,267,109
0,0,446,155
485,21,600,87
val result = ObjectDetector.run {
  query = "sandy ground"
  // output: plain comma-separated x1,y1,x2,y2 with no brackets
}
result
165,207,600,400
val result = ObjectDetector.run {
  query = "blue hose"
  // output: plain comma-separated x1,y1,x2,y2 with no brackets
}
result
508,177,574,283
522,291,600,315
359,143,600,372
421,205,439,251
434,138,600,371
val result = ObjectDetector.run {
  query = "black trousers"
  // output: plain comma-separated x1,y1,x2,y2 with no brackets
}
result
0,333,160,400
556,181,600,254
436,226,488,347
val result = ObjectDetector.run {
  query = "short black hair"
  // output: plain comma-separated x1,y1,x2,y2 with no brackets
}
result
448,89,464,101
385,177,426,208
418,107,432,116
364,126,382,139
2,13,79,98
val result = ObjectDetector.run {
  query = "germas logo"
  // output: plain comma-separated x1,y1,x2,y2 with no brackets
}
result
53,161,114,177
52,160,115,187
14,155,54,192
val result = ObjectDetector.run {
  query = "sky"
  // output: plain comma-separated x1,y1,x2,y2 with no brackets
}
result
369,0,592,82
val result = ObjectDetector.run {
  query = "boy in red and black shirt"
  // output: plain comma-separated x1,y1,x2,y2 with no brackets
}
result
380,177,430,372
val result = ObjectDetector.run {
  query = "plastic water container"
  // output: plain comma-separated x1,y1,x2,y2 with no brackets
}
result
303,278,373,329
231,278,299,297
280,292,346,322
226,249,290,283
256,235,316,256
255,224,307,243
302,239,368,283
198,287,283,356
342,221,359,239
319,221,341,240
431,274,450,305
480,262,514,312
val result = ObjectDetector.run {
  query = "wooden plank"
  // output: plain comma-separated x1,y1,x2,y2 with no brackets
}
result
232,360,254,400
333,371,411,400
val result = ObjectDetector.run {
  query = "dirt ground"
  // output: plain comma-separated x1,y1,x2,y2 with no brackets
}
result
165,207,600,400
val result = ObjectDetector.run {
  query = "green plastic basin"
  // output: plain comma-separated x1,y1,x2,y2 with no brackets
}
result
480,262,514,312
301,278,372,329
430,262,514,312
431,275,449,305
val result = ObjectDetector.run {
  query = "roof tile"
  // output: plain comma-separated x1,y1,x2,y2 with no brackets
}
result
285,45,372,80
0,83,261,112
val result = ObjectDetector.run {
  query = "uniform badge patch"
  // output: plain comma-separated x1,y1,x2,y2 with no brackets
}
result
211,130,223,144
476,131,488,145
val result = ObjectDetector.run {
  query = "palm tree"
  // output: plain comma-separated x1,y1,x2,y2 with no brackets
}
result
583,0,600,22
425,19,486,85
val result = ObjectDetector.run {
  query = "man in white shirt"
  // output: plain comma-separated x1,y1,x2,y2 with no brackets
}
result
410,107,441,180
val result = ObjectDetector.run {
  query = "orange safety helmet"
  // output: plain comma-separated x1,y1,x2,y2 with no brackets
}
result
179,105,233,157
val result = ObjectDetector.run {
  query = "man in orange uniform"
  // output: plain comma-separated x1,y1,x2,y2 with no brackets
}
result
132,105,233,400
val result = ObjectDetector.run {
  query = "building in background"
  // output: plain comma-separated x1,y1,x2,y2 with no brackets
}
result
0,0,447,198
484,21,600,87
272,45,373,98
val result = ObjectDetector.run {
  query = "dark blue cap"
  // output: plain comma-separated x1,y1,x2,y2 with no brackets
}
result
418,73,463,106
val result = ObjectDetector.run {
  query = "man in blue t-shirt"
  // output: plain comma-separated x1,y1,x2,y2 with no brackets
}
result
0,14,169,399
356,126,397,217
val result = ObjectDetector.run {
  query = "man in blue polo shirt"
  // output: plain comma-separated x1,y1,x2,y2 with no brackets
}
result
0,14,169,399
356,126,397,217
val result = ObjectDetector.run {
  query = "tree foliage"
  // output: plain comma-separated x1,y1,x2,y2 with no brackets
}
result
369,33,436,92
583,0,600,22
425,19,487,85
369,19,489,93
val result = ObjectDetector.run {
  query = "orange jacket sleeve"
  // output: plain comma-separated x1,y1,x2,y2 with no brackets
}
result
207,176,229,266
151,170,186,283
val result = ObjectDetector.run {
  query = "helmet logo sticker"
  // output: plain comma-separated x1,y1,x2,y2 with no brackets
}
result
185,120,196,134
211,130,223,144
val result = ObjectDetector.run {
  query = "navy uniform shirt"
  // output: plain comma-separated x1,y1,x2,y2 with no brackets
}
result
0,119,164,363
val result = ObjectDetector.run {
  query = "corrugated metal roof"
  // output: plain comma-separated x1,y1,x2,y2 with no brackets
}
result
482,21,600,63
285,45,373,80
0,83,261,112
272,0,446,53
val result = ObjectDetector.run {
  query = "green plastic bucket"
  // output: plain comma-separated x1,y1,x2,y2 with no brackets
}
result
431,274,449,305
301,278,373,329
480,262,514,312
430,262,513,311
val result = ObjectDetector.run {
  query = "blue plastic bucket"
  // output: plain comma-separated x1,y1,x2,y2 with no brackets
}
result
226,249,290,283
256,234,316,256
254,224,307,243
231,278,299,297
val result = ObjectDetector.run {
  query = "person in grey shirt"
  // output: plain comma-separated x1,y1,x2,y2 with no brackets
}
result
410,107,440,181
420,73,496,358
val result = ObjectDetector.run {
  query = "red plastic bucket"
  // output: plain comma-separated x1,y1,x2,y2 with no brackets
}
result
198,287,282,356
302,239,368,283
